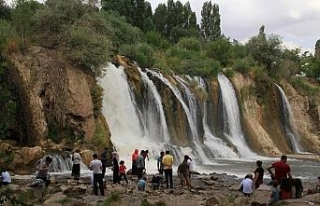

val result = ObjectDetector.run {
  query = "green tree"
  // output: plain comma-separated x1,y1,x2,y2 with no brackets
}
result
153,3,167,37
205,38,232,67
201,1,221,41
132,0,145,29
11,0,42,50
246,25,283,78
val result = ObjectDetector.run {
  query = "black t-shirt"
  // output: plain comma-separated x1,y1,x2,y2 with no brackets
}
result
254,167,264,180
101,152,107,166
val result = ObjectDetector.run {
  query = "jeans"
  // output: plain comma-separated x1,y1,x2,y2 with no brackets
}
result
164,169,173,188
93,173,104,196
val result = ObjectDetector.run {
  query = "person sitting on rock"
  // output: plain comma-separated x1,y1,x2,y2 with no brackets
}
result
239,174,254,197
0,167,11,187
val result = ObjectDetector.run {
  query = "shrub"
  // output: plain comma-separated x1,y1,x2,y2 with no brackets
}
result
90,83,104,118
93,121,107,151
63,25,111,76
223,68,234,78
176,37,201,52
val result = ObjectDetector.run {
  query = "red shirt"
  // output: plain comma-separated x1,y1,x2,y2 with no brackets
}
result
119,165,126,174
272,161,290,183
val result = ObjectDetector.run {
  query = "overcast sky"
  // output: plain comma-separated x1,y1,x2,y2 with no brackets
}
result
149,0,320,53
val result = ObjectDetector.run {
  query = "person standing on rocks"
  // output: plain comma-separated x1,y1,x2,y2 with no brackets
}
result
136,150,145,179
100,147,109,180
185,155,193,185
267,155,292,185
131,149,139,175
89,153,104,196
71,149,82,180
162,150,174,189
178,157,190,190
157,151,164,175
112,149,120,184
119,160,129,184
253,160,264,189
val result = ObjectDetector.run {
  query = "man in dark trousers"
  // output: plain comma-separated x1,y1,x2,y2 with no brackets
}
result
162,150,174,189
100,147,109,179
89,154,104,196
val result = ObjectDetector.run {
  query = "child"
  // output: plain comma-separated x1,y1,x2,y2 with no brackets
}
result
137,177,147,191
119,160,128,184
267,181,280,206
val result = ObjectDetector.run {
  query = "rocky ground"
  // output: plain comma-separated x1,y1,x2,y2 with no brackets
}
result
1,172,320,206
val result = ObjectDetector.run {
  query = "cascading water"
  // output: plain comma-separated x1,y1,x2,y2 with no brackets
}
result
150,71,210,164
99,64,190,171
196,77,239,159
37,153,88,174
138,68,170,143
217,74,257,158
275,84,303,153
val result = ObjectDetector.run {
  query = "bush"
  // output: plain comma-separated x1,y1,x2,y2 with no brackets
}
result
233,56,257,74
176,37,201,52
223,68,234,78
63,25,111,76
291,76,320,96
90,83,104,118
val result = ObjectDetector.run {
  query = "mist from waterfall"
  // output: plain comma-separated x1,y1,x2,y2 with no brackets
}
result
275,84,303,153
217,74,257,158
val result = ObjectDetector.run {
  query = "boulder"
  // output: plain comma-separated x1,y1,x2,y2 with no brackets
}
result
206,193,229,206
233,196,249,206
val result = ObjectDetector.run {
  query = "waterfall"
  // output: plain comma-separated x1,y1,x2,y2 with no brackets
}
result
196,77,239,159
150,71,210,164
99,64,191,171
37,153,88,174
217,74,256,158
138,68,170,143
174,75,201,130
275,84,303,153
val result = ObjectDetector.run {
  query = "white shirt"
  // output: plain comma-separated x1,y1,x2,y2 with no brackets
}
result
1,171,11,183
240,178,253,194
73,152,82,164
187,159,193,171
89,159,102,174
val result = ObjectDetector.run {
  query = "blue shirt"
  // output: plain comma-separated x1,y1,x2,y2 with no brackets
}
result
137,179,146,190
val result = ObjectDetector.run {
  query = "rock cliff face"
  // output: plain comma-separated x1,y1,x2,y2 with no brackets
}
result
5,50,320,164
232,73,320,154
7,47,101,146
279,81,320,153
115,58,320,154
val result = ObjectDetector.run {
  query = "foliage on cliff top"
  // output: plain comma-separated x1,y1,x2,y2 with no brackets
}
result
1,0,319,84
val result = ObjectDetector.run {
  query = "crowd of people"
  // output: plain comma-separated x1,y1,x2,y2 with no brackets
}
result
75,148,195,195
238,155,306,205
1,149,316,203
